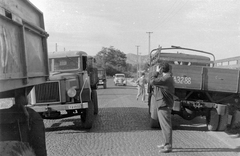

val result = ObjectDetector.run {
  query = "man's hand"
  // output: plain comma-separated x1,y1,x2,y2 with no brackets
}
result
152,72,159,78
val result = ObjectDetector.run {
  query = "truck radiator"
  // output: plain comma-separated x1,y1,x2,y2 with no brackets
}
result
35,82,60,103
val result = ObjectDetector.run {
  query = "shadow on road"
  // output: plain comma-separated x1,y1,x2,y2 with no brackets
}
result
173,146,240,153
44,107,210,133
104,86,137,90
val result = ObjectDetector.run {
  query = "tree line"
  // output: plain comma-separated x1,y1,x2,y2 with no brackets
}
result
94,46,149,77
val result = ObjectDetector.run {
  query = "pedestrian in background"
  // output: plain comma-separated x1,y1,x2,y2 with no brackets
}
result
150,61,175,153
136,72,147,102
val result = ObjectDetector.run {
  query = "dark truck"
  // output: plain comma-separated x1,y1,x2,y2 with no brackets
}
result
97,68,107,89
28,51,99,129
0,0,49,155
148,46,240,131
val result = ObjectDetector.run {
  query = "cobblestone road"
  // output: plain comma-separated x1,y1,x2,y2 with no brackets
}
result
44,79,240,156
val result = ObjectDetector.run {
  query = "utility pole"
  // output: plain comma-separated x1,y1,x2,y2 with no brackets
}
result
55,43,58,52
136,45,140,77
146,32,153,61
139,52,141,72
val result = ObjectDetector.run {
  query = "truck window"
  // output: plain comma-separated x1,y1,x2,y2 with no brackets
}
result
53,57,79,70
82,56,87,70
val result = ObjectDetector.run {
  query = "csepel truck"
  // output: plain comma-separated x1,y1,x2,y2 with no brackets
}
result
97,68,107,89
0,0,49,155
148,46,240,131
28,51,99,129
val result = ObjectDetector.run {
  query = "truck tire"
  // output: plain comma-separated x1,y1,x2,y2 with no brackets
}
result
104,82,107,89
218,114,228,131
81,100,94,129
207,109,219,131
92,90,98,115
150,118,160,128
148,94,152,114
27,108,47,156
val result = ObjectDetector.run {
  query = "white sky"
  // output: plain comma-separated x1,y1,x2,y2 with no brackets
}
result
29,0,240,60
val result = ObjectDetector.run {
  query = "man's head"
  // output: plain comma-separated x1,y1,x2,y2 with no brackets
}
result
157,61,170,73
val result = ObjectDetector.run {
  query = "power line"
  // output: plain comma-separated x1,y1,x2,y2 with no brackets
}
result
158,1,187,28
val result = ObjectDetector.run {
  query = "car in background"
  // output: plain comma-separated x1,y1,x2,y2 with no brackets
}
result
114,73,127,86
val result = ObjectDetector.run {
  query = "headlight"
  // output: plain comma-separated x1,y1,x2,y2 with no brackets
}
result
67,87,77,97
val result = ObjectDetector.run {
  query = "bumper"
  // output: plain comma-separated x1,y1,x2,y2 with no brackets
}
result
27,102,88,112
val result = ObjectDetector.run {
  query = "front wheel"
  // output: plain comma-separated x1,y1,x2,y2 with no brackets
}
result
92,90,98,115
80,100,94,129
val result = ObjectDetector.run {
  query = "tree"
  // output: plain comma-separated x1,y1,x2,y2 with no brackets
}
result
95,46,127,76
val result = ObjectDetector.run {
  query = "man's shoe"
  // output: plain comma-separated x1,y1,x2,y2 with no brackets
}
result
157,144,165,149
159,146,172,153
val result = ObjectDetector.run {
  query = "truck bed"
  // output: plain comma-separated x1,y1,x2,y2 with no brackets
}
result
171,64,240,93
0,0,49,94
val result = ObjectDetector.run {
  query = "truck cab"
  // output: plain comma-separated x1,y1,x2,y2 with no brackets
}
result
28,51,98,129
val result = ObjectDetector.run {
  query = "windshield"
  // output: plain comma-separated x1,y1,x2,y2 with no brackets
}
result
116,74,125,78
52,57,79,71
98,70,104,77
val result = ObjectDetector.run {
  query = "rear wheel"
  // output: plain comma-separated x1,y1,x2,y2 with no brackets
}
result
207,109,219,131
80,100,94,129
218,114,228,131
104,81,107,89
92,90,98,115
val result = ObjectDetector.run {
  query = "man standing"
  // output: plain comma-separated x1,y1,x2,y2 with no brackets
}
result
136,72,147,102
150,62,175,153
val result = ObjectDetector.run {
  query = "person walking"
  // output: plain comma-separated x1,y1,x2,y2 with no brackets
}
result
150,61,175,153
136,72,147,102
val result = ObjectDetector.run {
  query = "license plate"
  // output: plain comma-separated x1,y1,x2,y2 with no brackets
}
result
60,110,67,114
68,104,81,109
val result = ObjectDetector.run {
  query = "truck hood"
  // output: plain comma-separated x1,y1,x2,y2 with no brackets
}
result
49,72,79,80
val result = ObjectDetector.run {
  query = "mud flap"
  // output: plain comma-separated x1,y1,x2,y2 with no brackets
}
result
207,108,219,131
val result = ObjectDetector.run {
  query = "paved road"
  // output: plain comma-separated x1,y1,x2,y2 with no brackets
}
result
44,79,240,156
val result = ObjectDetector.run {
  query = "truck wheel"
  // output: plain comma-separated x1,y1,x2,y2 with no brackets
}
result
27,108,47,156
150,118,160,128
148,94,152,114
80,100,94,129
92,90,98,115
218,114,228,131
207,109,219,131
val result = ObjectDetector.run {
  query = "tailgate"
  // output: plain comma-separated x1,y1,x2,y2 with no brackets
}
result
171,64,203,90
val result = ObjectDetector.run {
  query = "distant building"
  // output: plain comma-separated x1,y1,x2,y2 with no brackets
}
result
214,56,240,69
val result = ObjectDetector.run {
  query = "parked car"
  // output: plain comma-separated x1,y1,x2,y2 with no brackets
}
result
114,74,127,86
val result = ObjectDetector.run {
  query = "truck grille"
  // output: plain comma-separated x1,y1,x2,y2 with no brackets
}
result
35,82,60,103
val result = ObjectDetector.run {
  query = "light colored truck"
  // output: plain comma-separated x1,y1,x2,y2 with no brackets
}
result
0,0,49,155
148,46,240,131
28,51,99,129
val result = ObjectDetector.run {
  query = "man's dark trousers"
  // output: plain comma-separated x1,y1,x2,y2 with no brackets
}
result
157,104,172,146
